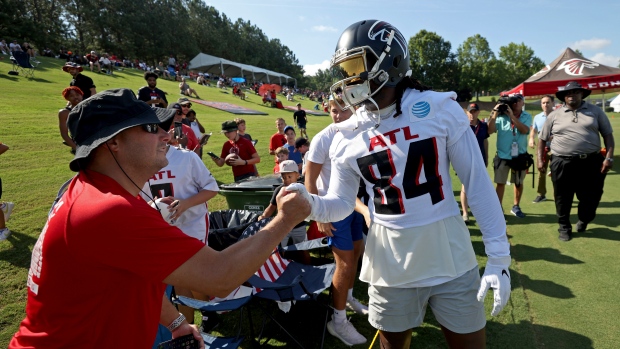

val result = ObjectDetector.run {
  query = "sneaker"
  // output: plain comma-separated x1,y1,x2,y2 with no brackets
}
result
532,195,547,203
576,221,588,233
346,297,369,316
327,318,367,346
559,231,572,241
1,202,14,222
510,205,526,218
0,228,11,241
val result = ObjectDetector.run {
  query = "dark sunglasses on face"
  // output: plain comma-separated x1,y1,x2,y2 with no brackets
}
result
142,123,159,134
181,104,191,108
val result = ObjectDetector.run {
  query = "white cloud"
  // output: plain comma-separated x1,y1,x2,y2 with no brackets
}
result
303,60,330,76
570,38,611,51
590,52,620,67
311,25,337,32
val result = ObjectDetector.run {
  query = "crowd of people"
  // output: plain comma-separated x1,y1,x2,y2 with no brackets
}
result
2,19,615,349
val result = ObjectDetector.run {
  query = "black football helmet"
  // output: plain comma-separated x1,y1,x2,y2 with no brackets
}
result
330,20,411,112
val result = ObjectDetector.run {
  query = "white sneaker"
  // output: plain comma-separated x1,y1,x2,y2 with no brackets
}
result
346,297,369,315
1,202,14,222
0,228,11,241
327,318,366,346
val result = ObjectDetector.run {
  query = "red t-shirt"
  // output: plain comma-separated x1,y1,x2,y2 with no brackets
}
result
269,133,286,163
9,171,204,349
169,124,199,151
221,136,257,178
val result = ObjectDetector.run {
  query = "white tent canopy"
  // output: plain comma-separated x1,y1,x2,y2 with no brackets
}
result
188,53,296,86
611,94,620,113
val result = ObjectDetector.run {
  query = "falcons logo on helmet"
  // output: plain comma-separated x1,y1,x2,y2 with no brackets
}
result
557,58,599,76
368,21,408,59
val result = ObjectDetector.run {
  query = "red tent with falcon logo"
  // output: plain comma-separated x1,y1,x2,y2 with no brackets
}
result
503,48,620,98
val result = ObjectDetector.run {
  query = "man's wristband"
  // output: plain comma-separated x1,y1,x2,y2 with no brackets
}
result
605,158,613,162
167,313,186,332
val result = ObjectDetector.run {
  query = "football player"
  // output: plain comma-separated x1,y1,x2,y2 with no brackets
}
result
292,20,511,349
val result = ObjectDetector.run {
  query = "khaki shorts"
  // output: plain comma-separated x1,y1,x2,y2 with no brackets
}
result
368,267,485,334
493,155,527,186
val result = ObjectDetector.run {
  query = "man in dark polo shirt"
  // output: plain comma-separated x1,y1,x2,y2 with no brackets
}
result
62,62,96,99
137,71,168,108
538,81,615,241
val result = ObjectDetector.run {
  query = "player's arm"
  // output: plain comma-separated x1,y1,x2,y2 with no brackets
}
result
164,189,310,297
307,158,358,223
304,160,322,195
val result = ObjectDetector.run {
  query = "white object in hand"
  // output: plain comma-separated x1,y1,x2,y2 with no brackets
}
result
150,198,183,226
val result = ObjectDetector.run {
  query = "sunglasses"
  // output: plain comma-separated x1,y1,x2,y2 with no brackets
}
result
142,123,159,134
181,104,192,108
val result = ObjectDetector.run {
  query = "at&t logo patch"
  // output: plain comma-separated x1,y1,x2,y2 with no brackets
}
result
411,101,431,118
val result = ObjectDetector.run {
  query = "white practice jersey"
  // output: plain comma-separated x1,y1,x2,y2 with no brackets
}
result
309,89,509,260
141,146,219,242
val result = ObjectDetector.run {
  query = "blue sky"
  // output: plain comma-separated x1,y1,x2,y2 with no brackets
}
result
205,0,620,76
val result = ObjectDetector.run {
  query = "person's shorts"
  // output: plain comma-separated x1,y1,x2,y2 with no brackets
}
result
281,225,307,247
493,155,526,185
368,267,485,334
297,124,306,129
328,211,364,251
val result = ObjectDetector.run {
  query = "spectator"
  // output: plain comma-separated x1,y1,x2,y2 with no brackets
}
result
283,126,302,172
157,61,171,79
211,120,260,182
84,50,101,73
273,146,289,174
0,141,13,241
62,62,96,99
196,73,210,86
179,77,201,99
9,40,22,52
538,81,615,241
42,48,53,57
293,103,308,139
137,72,168,108
0,39,8,55
99,53,113,75
168,103,200,155
186,109,208,158
168,54,176,70
529,95,554,203
141,141,219,327
460,103,489,224
295,137,310,175
235,118,252,141
8,88,310,348
232,84,246,100
269,118,287,164
58,86,84,153
22,42,35,58
488,94,532,218
304,97,367,346
259,160,310,264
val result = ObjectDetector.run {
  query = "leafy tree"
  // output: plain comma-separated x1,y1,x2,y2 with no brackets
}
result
457,34,495,101
408,30,459,92
496,42,545,91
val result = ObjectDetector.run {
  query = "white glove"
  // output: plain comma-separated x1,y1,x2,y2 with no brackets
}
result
285,183,314,207
477,256,511,316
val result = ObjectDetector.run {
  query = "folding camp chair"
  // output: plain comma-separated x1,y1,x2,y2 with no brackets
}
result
10,51,38,78
239,218,335,349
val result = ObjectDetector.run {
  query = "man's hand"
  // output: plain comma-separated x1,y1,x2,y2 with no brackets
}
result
477,256,511,316
171,322,205,349
276,183,312,223
602,159,613,173
528,139,535,149
229,158,247,166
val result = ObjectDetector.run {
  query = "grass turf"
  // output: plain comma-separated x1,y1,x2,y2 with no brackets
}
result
0,56,619,348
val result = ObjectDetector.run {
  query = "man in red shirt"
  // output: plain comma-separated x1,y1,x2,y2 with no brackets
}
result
269,118,287,163
211,120,260,182
9,88,309,349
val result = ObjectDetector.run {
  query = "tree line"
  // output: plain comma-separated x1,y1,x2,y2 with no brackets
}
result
306,30,547,101
1,0,304,81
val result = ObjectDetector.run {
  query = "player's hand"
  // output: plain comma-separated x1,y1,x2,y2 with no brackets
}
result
285,183,314,208
477,256,511,316
276,183,311,223
317,222,335,237
171,322,205,349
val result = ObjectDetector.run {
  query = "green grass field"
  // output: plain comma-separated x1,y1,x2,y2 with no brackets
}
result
1,57,619,348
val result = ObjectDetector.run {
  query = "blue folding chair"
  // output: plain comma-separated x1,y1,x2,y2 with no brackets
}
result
10,51,38,78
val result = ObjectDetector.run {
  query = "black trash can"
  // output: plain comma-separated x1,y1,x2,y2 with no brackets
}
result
218,175,282,212
208,209,261,251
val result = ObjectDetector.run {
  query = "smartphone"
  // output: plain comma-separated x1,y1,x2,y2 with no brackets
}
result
199,132,212,146
173,122,183,139
251,139,258,146
157,334,199,349
207,151,220,159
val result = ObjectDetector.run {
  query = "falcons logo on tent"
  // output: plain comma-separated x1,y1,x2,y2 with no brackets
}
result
557,58,599,76
532,65,550,77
